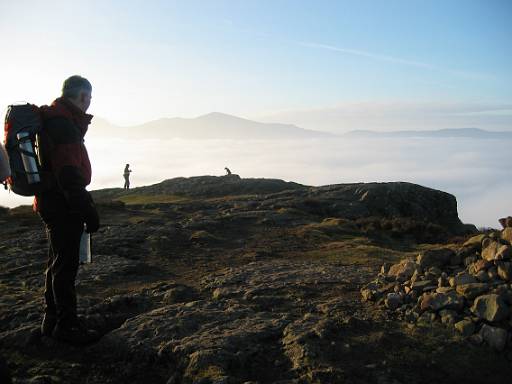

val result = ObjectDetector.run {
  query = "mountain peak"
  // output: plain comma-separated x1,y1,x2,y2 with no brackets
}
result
196,112,242,121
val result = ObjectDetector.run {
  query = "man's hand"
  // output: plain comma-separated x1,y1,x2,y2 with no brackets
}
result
66,188,100,233
85,204,100,233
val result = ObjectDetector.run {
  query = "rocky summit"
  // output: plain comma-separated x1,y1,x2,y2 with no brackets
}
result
0,176,510,384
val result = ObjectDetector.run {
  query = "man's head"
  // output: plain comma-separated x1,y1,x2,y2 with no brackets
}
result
62,75,92,112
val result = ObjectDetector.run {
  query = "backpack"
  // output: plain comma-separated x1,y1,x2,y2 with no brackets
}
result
0,142,10,183
3,104,53,196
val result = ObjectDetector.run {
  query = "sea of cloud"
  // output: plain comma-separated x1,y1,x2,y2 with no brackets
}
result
1,136,509,228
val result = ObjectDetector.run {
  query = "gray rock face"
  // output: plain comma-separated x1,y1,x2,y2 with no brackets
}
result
471,294,509,322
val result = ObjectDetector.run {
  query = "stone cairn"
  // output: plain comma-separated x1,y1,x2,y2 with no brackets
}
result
361,216,512,351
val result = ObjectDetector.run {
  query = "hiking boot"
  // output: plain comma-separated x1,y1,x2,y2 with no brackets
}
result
51,319,100,345
41,313,57,337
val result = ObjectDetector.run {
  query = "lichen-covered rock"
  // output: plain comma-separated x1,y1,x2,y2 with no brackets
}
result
479,324,508,351
471,294,509,322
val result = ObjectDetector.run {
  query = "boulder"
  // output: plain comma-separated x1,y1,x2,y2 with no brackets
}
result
475,270,490,283
471,294,509,322
487,266,499,281
479,324,508,351
464,255,478,267
411,280,436,292
439,309,457,325
481,239,499,261
380,262,392,275
385,293,403,310
449,251,463,266
420,291,464,312
449,273,477,287
387,260,416,282
417,311,436,325
360,286,378,302
497,245,512,260
454,319,475,336
435,286,454,294
502,227,512,244
416,249,454,269
481,239,511,261
463,234,487,249
473,259,491,273
498,216,512,229
456,283,489,300
496,262,512,282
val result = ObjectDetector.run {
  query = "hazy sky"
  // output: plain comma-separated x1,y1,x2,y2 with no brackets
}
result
1,0,511,131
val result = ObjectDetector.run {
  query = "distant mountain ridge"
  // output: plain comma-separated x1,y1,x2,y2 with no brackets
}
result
92,112,334,140
91,113,512,140
344,128,512,139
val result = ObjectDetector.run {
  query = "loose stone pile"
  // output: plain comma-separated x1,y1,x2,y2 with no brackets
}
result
361,216,512,351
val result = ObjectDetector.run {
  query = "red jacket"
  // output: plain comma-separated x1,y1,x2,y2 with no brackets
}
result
34,98,93,212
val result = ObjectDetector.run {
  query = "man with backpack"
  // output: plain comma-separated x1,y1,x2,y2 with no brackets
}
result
35,75,100,345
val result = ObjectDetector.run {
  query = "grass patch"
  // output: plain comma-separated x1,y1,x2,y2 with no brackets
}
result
295,218,360,239
298,238,415,265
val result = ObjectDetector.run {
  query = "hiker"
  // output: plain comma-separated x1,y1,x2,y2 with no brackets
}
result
123,164,132,189
35,75,100,345
224,167,232,176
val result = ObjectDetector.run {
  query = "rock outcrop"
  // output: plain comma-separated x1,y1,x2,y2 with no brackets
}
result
93,176,473,239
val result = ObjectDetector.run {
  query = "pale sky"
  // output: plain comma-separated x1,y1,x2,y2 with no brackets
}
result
0,0,511,226
0,0,511,131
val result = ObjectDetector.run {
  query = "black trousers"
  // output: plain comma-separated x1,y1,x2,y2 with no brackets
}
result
43,213,83,326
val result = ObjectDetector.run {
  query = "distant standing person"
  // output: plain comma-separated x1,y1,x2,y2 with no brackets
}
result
224,167,232,176
123,164,132,189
